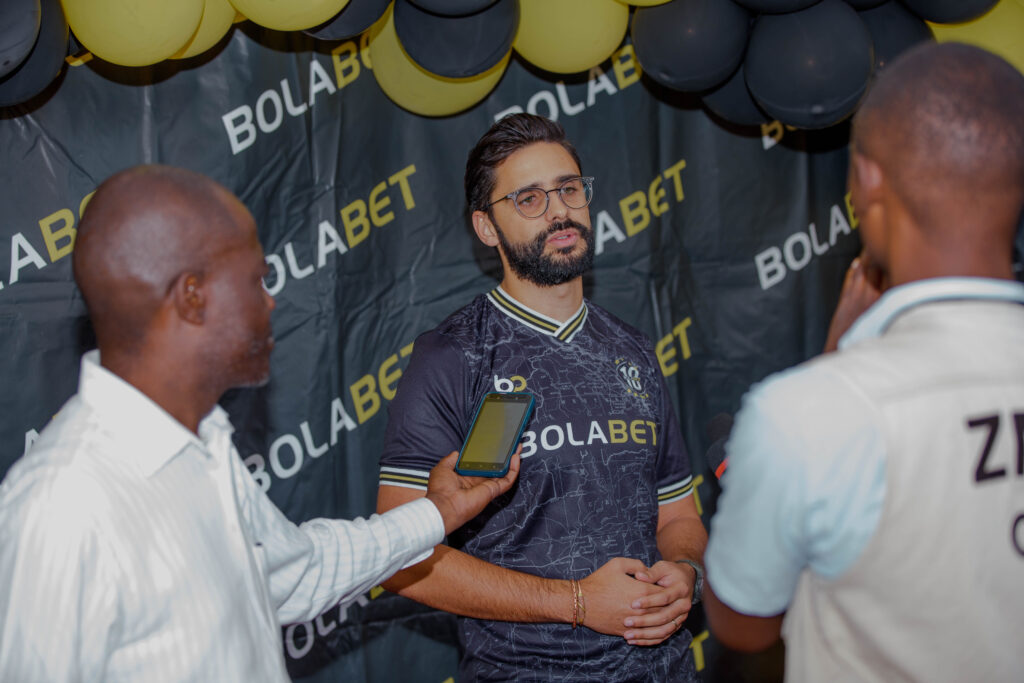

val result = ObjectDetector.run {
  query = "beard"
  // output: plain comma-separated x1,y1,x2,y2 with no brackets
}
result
494,218,595,287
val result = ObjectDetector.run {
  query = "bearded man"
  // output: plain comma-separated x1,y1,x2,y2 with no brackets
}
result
376,114,706,681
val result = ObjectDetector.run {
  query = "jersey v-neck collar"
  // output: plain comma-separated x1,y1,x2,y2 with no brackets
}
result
486,286,588,343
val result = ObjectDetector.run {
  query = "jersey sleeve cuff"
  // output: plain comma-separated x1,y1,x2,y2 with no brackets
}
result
379,466,430,491
657,475,694,504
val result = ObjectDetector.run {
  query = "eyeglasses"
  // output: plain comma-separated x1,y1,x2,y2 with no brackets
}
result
487,176,595,219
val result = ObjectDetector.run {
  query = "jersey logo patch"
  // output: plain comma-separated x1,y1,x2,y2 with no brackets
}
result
614,358,649,399
493,374,528,392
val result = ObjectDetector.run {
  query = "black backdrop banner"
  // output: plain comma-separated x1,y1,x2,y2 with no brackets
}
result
0,20,860,682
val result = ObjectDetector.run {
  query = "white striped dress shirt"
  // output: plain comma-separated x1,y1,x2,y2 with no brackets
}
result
0,351,444,682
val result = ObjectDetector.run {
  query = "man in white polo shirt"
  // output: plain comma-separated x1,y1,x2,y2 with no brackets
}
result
704,43,1024,681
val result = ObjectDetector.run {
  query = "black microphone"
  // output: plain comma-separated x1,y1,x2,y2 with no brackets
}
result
705,413,733,480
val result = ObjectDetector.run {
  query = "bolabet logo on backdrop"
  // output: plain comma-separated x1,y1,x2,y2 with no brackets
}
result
221,35,371,156
753,192,859,290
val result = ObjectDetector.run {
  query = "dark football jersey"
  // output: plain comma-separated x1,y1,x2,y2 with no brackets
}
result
379,288,697,681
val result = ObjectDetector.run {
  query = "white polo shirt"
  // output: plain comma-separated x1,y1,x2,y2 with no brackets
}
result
707,277,1024,682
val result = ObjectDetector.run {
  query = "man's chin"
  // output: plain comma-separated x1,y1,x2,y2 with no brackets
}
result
233,372,270,389
234,354,272,389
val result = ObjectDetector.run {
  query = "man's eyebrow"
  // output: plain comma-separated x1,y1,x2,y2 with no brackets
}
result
512,174,580,193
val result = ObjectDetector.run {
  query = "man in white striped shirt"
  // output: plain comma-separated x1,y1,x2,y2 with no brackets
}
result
0,165,519,682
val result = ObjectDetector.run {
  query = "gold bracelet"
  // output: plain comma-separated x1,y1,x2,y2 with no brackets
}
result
576,579,586,628
570,579,579,629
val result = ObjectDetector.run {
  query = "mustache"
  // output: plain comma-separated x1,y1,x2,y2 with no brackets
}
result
537,219,590,243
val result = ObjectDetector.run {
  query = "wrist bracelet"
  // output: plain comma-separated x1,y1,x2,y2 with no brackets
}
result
675,559,704,605
569,579,586,629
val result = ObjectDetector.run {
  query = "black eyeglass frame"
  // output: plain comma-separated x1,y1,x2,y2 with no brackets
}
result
485,176,595,219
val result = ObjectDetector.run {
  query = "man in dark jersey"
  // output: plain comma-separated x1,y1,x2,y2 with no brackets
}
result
377,114,706,681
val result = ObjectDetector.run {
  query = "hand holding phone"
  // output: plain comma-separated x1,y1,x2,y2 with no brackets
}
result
455,392,534,477
425,450,521,535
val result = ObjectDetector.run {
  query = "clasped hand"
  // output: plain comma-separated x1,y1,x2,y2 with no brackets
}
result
580,557,696,647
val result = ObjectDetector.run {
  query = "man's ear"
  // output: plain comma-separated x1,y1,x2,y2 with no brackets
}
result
472,210,500,248
172,272,205,325
849,150,884,205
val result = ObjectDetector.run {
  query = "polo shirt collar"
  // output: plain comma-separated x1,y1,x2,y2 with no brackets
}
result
486,286,588,342
77,350,234,477
839,277,1024,350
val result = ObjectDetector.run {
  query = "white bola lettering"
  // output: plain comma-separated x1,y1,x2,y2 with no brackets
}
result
269,433,303,479
753,202,857,290
284,621,315,659
587,421,608,444
540,425,565,451
255,89,284,133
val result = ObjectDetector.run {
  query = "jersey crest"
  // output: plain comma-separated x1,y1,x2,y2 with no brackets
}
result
614,357,650,400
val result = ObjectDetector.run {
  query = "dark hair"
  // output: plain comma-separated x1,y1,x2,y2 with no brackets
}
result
464,113,583,213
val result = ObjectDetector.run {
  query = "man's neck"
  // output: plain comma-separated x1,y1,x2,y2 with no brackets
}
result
499,275,584,322
101,349,215,435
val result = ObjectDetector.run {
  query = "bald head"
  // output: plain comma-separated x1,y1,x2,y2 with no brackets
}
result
73,165,254,353
852,43,1024,245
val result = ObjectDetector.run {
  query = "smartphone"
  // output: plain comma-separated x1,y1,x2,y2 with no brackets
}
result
455,392,534,477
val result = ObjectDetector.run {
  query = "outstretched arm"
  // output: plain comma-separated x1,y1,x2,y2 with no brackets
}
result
253,451,516,625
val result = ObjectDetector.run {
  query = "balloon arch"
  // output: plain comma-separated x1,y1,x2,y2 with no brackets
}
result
2,0,1023,122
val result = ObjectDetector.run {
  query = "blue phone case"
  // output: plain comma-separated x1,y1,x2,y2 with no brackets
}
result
455,392,534,477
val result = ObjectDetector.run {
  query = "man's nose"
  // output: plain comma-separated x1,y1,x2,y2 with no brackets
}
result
544,188,568,221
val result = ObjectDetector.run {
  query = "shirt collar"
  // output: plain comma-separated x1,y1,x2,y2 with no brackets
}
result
839,277,1024,350
485,286,589,342
77,350,235,477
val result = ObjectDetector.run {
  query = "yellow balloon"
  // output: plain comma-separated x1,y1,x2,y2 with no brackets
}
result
172,0,237,59
514,0,629,74
228,0,349,32
368,4,509,117
61,0,204,66
928,0,1024,75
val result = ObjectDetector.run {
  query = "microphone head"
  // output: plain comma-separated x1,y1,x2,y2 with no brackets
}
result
705,413,734,480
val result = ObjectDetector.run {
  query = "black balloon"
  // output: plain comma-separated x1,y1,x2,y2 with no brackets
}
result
407,0,499,17
859,1,933,72
0,0,41,79
702,64,769,127
900,0,998,23
745,0,873,129
632,0,750,92
734,0,821,12
844,0,885,8
0,0,67,108
305,0,392,40
394,0,516,79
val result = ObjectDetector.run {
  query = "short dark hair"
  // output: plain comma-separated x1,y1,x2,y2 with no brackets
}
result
853,43,1024,230
464,113,583,213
